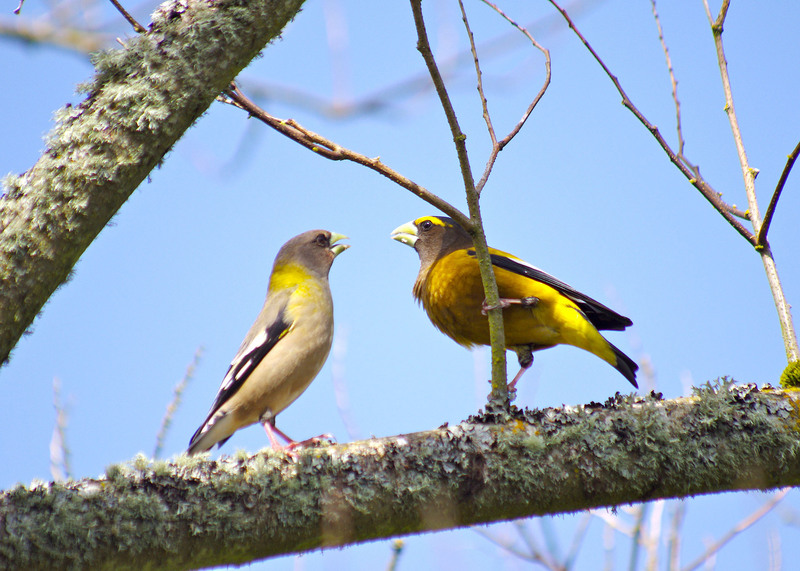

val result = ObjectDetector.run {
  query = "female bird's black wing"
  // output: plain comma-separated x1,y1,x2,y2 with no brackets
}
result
469,250,633,331
188,307,291,448
207,312,291,414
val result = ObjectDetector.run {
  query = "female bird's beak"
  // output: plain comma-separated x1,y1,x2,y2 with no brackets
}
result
390,221,418,248
329,232,350,257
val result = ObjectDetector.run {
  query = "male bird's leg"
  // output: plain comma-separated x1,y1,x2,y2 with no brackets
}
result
509,346,535,391
482,296,540,315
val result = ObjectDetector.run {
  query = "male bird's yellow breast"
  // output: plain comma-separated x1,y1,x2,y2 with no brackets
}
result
416,248,590,350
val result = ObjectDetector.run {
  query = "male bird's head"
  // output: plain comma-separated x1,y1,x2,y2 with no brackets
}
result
391,216,472,272
272,230,349,282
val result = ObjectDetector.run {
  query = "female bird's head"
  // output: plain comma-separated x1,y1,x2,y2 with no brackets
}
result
272,230,349,282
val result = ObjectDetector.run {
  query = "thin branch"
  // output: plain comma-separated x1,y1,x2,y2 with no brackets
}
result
458,0,495,148
703,0,761,227
221,84,469,227
757,140,800,247
49,377,72,482
667,501,687,571
682,488,790,571
628,504,647,571
108,0,147,33
563,513,591,570
475,1,551,194
153,347,202,459
473,524,561,569
385,539,405,571
547,0,755,246
700,0,799,361
649,0,685,158
409,0,508,405
645,500,664,571
331,326,362,441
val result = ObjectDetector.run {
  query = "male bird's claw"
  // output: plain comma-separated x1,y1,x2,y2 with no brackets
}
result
481,296,540,315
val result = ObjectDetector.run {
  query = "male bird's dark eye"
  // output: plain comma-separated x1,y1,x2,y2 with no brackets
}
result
420,220,433,231
315,233,329,247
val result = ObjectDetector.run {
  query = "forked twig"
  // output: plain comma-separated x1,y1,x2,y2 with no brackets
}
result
757,140,800,248
681,488,790,571
650,0,685,158
547,0,755,246
473,1,551,194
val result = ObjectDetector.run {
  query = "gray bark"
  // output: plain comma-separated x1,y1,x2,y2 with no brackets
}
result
0,0,305,364
2,382,798,569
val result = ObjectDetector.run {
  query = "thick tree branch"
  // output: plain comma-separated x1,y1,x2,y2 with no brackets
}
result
3,382,800,569
0,0,306,364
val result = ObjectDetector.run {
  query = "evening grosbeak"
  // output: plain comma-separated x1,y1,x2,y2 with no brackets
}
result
391,216,637,389
187,230,349,455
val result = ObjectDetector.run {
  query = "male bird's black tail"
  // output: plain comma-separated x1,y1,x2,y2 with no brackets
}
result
608,342,638,388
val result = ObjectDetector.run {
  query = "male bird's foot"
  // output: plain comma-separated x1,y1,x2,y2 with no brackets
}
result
481,296,540,315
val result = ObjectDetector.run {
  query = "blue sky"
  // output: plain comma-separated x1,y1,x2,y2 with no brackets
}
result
1,1,799,569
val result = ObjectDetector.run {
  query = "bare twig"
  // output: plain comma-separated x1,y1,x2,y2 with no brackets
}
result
50,377,72,482
459,0,494,147
700,0,799,361
108,0,146,33
153,347,203,459
703,0,760,225
221,83,468,226
563,513,592,570
474,1,551,194
547,0,755,246
681,488,790,571
757,140,800,248
331,326,361,441
667,501,687,571
628,504,647,571
409,0,508,405
649,0,685,158
385,539,405,571
473,524,562,569
645,500,664,571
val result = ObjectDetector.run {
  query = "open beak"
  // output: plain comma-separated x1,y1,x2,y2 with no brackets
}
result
390,221,418,248
329,232,350,257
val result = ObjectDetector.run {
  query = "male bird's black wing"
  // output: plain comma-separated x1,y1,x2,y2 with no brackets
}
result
469,250,632,331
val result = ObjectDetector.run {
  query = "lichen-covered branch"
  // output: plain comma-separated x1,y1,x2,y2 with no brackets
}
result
0,0,306,364
3,382,799,570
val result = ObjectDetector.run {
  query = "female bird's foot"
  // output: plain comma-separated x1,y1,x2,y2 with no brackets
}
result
285,433,336,451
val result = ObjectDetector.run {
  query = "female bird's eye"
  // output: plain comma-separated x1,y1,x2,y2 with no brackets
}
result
315,233,329,247
420,220,433,231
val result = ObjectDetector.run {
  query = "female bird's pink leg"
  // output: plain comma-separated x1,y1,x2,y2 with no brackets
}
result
262,420,295,450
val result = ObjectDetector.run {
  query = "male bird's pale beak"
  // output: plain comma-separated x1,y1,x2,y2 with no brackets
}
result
329,232,350,257
390,221,418,248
